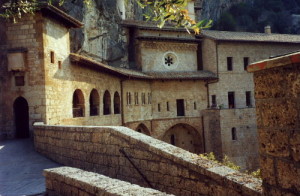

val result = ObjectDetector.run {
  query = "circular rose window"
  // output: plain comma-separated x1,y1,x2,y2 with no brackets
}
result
162,52,179,69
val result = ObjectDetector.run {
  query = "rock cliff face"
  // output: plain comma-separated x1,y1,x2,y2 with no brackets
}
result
195,0,253,22
61,0,251,68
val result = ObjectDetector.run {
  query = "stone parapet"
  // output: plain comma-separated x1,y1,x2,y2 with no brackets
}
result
34,123,262,196
249,52,300,195
44,167,172,196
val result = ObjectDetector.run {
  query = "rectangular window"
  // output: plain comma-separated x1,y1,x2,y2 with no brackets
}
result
50,51,55,64
158,103,161,112
58,61,62,69
15,76,25,86
167,102,170,111
227,57,233,71
134,92,139,105
127,92,132,105
126,92,130,105
176,99,185,116
141,93,146,105
148,93,152,104
232,128,237,140
244,57,249,71
246,91,252,107
211,95,217,107
228,92,235,109
194,102,197,110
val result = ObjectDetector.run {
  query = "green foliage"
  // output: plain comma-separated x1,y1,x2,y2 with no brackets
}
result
199,152,261,179
249,169,261,179
136,0,212,34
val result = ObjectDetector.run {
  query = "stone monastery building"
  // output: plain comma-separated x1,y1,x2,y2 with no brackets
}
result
1,2,300,170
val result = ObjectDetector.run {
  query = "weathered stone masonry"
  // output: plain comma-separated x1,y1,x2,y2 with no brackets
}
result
44,167,173,196
248,52,300,196
34,123,262,196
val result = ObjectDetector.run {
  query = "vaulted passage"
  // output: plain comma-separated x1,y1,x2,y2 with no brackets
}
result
13,97,29,138
136,123,150,136
162,124,203,154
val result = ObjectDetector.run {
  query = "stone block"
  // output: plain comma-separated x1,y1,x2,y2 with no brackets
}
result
290,130,300,162
256,99,297,128
277,160,300,192
258,128,290,157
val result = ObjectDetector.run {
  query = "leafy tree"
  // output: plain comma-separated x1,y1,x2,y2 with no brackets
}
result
0,0,212,34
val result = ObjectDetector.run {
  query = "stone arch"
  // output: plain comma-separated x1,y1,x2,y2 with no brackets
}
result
13,96,29,138
89,89,100,116
136,123,150,136
162,123,203,154
113,91,121,114
73,89,85,117
103,90,111,115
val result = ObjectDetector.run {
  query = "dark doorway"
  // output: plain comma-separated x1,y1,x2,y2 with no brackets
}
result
13,97,29,138
176,99,185,116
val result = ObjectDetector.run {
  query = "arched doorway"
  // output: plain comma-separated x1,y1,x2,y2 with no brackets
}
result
13,97,29,138
136,123,150,136
162,123,203,154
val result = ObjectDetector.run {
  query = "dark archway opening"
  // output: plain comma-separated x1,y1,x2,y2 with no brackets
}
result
162,123,203,154
103,90,111,115
89,89,99,116
73,89,85,117
114,92,121,114
135,123,150,136
13,97,29,138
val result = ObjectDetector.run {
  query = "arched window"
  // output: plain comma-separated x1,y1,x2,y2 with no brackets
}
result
89,89,99,116
114,92,121,114
73,89,85,117
103,90,111,115
232,127,237,140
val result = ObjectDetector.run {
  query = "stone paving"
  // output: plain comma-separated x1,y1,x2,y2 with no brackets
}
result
0,139,60,196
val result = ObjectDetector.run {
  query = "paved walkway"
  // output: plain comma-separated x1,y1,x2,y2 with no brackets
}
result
0,139,60,196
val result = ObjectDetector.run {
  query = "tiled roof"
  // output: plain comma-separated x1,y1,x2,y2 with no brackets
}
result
70,53,217,80
40,4,83,28
121,20,186,32
145,71,217,80
202,30,300,43
136,36,201,43
248,51,300,72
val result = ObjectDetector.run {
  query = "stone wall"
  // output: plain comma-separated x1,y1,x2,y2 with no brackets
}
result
219,108,259,170
202,108,259,170
140,41,198,72
44,167,172,196
0,14,47,138
34,123,262,196
248,53,300,195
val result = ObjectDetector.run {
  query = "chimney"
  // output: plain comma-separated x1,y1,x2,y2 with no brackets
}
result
265,25,271,34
